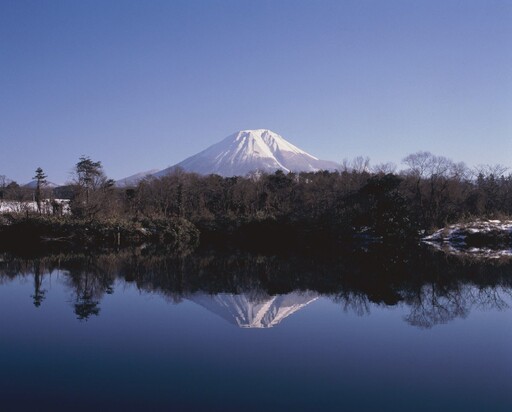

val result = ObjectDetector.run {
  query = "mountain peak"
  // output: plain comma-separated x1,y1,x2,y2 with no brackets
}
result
118,130,340,185
228,129,317,160
154,129,338,178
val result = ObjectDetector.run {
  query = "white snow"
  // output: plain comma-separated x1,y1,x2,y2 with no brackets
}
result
424,220,512,242
0,199,70,214
187,290,319,328
423,219,512,259
154,129,339,177
424,240,512,259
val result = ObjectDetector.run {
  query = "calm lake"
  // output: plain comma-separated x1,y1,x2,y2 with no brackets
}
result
0,245,511,411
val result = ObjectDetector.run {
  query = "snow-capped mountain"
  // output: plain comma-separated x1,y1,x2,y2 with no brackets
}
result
155,129,339,178
187,291,319,328
115,169,160,188
23,180,60,189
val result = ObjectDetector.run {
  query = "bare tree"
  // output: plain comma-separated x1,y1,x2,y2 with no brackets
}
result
401,151,468,227
372,162,397,174
473,164,509,179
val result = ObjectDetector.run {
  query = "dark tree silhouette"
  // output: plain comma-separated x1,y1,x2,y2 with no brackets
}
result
31,260,46,307
33,167,47,213
71,156,116,219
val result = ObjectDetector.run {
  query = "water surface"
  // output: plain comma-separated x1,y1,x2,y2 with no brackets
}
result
0,246,510,411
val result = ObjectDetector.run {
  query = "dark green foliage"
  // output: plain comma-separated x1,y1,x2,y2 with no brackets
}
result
352,174,416,239
33,167,47,213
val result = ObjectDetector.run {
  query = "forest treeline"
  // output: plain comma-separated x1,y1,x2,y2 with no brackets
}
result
1,151,511,247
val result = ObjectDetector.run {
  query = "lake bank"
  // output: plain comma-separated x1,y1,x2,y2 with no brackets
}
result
2,213,512,261
423,219,512,259
0,214,199,251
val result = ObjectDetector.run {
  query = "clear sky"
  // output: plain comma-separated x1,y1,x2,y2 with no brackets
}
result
1,0,511,184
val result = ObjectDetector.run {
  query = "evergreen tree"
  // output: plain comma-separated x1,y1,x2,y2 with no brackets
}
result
71,156,115,218
33,167,47,213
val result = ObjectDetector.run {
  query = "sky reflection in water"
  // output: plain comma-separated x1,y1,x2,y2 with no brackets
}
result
0,247,511,411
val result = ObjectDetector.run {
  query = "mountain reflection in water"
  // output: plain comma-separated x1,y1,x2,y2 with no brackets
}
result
188,291,319,328
0,244,511,329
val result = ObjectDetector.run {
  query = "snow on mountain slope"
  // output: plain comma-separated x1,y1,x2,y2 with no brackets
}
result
187,291,319,328
155,129,339,177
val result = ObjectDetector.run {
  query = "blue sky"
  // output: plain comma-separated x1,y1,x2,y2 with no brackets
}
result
1,0,511,183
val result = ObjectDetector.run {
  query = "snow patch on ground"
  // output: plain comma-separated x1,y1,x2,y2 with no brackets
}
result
423,219,512,259
0,199,70,215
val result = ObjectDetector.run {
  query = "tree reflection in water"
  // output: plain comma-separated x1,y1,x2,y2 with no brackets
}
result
63,256,116,320
0,245,511,327
403,283,470,328
31,260,46,308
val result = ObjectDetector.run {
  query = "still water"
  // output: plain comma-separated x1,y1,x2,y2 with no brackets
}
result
0,246,511,411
